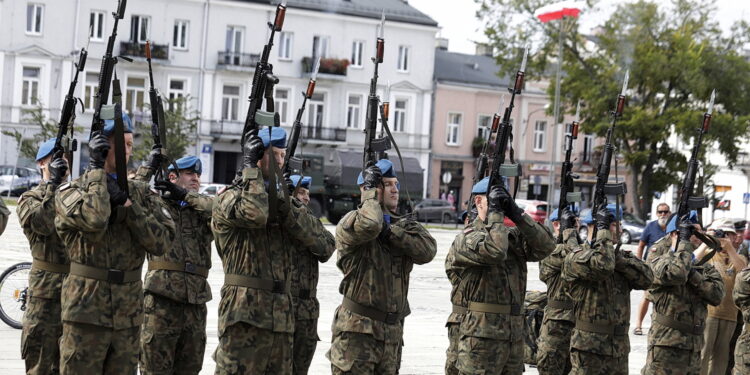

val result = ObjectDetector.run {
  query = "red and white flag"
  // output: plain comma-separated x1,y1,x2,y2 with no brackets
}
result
534,1,585,23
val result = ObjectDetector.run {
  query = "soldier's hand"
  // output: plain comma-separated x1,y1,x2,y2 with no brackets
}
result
48,152,68,186
595,204,614,231
687,266,704,286
154,180,187,201
106,175,129,207
88,131,110,170
242,131,265,169
378,216,392,242
283,171,295,194
145,147,167,171
678,217,694,243
560,207,578,231
362,163,383,191
468,207,479,222
490,185,523,223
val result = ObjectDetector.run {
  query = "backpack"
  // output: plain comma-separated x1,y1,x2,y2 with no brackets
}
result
523,290,547,366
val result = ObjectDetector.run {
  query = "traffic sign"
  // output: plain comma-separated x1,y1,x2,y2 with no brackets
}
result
743,192,750,204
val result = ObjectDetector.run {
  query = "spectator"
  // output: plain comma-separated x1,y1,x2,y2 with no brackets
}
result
696,218,748,375
633,202,671,335
447,190,455,208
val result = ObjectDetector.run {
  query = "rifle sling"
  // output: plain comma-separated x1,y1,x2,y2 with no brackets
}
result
379,106,413,214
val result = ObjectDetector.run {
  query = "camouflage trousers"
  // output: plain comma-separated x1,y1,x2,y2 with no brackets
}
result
735,334,750,375
536,319,573,375
641,345,701,375
21,296,62,375
569,349,627,375
292,318,319,375
328,331,403,374
213,322,293,374
456,335,524,375
139,293,207,375
445,323,459,375
59,321,139,375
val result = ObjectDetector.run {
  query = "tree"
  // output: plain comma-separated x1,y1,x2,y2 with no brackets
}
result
478,0,750,219
2,102,62,161
132,96,200,164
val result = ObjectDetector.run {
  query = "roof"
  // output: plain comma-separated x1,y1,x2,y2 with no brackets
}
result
235,0,438,27
434,49,511,89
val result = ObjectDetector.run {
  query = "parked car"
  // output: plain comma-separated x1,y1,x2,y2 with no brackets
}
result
414,199,456,223
0,166,41,196
502,199,548,227
577,208,646,244
199,183,227,196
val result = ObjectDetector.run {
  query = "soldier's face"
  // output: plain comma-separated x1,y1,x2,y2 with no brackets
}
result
295,187,310,205
170,170,201,192
383,177,399,212
258,147,286,176
474,195,488,221
104,133,134,174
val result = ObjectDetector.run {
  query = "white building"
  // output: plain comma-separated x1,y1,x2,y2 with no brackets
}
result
0,0,438,187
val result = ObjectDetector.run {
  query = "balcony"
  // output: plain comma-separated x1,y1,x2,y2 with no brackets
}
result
217,52,260,70
120,41,169,60
303,127,347,142
302,57,349,77
209,120,243,138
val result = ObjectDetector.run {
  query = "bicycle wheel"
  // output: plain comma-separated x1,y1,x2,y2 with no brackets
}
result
0,262,31,329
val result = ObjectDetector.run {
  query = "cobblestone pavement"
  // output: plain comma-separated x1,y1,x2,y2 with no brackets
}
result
0,207,650,374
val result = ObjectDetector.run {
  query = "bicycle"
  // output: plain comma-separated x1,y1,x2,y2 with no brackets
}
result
0,262,31,329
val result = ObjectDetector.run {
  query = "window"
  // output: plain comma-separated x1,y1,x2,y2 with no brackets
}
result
130,15,150,43
21,67,41,106
397,45,410,72
446,112,462,146
89,11,105,41
477,115,492,139
393,99,407,132
168,79,187,111
351,40,364,68
83,72,98,110
125,77,146,114
26,4,43,35
533,121,546,152
312,35,329,59
307,93,325,138
347,94,362,128
225,26,244,65
583,134,594,162
173,20,189,49
274,88,289,125
279,32,293,60
222,85,240,121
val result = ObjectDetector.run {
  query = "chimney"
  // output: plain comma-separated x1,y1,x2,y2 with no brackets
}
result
436,37,449,51
475,43,493,57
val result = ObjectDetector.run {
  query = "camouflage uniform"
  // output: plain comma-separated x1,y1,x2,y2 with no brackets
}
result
211,167,326,375
327,189,437,374
536,228,579,375
734,266,750,375
642,240,724,375
0,197,9,234
19,181,69,375
562,229,654,375
291,204,335,375
446,212,555,375
134,166,215,375
54,169,176,374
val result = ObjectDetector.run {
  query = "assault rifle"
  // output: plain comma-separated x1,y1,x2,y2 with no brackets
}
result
590,71,629,240
283,57,320,186
145,41,170,181
111,71,128,193
363,12,391,168
467,97,504,215
556,101,583,242
53,46,88,173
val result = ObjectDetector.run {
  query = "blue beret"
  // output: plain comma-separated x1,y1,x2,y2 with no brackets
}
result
168,156,202,174
550,206,580,222
36,138,57,161
356,159,397,185
259,127,287,148
290,175,312,189
471,176,490,194
582,204,623,225
666,210,699,233
103,112,133,136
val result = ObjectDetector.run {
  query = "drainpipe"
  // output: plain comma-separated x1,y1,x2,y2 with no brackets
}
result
198,0,210,156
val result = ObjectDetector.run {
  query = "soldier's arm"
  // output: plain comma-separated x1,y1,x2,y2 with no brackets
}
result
133,165,154,182
383,219,437,265
689,263,725,306
335,189,383,251
315,229,336,263
445,241,460,283
615,251,654,290
184,192,214,222
452,212,510,267
562,229,616,282
289,202,335,262
211,168,268,229
54,169,111,233
17,186,56,236
0,198,9,235
733,270,750,310
516,215,556,261
540,243,566,283
650,241,692,286
125,185,176,256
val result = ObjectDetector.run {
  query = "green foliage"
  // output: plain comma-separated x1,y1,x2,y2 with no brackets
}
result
478,0,750,218
2,102,62,161
132,96,199,164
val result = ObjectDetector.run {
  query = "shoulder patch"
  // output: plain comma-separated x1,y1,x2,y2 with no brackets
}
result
58,182,71,191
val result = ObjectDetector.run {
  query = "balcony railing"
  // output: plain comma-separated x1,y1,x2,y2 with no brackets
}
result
210,120,243,136
218,52,260,68
120,41,169,60
302,57,349,76
304,127,346,142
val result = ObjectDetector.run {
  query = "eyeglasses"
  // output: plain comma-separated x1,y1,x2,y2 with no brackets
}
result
657,210,670,214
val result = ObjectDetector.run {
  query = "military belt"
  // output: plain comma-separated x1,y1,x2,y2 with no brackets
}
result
466,302,523,315
291,287,317,299
342,297,407,325
32,259,70,274
69,262,142,284
452,305,468,314
224,274,290,294
575,319,628,335
654,313,704,335
546,299,574,310
148,261,209,278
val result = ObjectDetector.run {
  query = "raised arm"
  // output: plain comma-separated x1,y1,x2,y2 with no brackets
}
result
125,184,176,256
211,168,268,230
285,199,334,261
563,229,616,282
55,169,111,234
688,263,725,306
383,218,437,265
452,212,509,267
615,251,654,290
18,185,56,236
515,214,555,261
335,189,383,252
0,198,9,235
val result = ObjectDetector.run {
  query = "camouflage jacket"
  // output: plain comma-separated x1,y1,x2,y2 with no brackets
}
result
647,235,671,259
734,267,750,325
18,182,68,299
539,228,580,322
134,165,214,305
212,168,325,335
648,240,724,352
0,197,9,235
444,220,482,328
563,229,653,356
333,189,437,344
291,203,335,320
447,212,555,341
55,169,176,329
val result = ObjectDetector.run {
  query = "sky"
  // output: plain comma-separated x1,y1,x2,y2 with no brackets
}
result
408,0,750,55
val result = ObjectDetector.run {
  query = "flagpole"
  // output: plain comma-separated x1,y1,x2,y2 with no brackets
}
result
547,15,565,210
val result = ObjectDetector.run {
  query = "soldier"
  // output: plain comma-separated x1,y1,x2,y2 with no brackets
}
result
445,177,555,375
642,213,725,375
0,187,9,235
327,159,437,374
212,127,326,374
563,203,653,375
54,114,176,374
134,155,214,375
733,263,750,374
19,139,69,374
536,207,580,375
